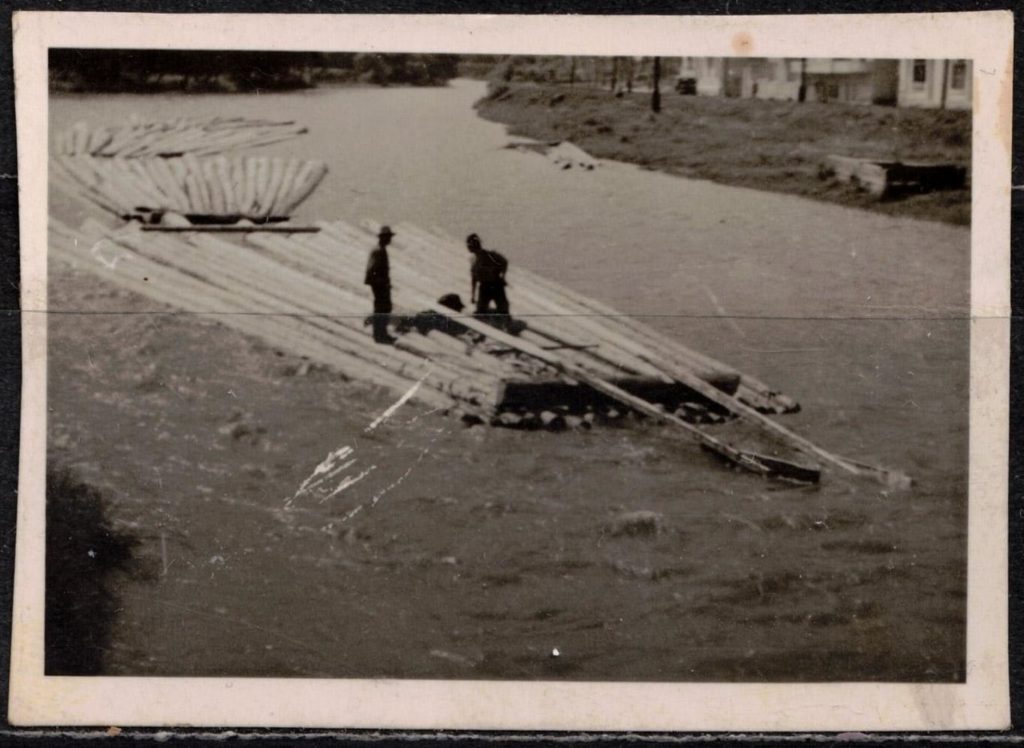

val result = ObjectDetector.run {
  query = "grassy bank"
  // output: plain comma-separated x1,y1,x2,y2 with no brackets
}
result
476,83,971,225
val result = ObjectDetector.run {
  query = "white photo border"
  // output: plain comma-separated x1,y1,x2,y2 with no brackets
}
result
10,10,1012,730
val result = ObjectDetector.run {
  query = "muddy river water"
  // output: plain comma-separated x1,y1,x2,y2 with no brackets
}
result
48,80,970,680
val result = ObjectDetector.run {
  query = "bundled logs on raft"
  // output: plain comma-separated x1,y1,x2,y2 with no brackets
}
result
52,154,328,224
48,215,909,487
55,116,309,158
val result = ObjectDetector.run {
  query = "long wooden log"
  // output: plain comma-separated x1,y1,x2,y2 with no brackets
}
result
183,154,212,214
276,161,327,217
262,158,286,218
150,157,192,213
203,159,226,215
269,158,301,218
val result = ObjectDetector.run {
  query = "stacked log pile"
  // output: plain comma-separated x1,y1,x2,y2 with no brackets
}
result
55,117,308,158
52,154,328,223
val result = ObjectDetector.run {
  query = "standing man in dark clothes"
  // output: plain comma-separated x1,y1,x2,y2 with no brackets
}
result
365,225,396,344
467,233,510,329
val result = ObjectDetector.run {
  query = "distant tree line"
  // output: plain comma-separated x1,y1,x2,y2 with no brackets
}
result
49,49,461,93
475,55,680,90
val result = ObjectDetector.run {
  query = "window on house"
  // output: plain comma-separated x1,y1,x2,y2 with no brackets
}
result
912,59,927,86
950,60,967,90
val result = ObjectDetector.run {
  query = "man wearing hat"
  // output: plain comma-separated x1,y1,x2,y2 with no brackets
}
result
365,226,397,344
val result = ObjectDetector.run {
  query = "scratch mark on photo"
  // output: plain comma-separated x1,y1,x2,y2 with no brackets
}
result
701,283,746,338
365,368,433,433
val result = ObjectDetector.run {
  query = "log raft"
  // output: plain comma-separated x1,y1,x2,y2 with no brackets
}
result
49,216,909,487
55,116,308,158
52,154,328,225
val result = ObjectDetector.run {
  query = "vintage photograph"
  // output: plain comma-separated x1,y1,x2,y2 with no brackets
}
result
11,10,1011,732
44,48,972,682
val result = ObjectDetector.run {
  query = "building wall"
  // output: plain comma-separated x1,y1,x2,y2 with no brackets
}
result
897,59,972,110
680,57,727,97
677,57,910,107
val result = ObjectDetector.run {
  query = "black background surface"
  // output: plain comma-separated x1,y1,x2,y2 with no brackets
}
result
0,0,1018,744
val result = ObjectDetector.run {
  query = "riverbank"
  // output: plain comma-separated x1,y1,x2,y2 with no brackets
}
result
475,83,971,225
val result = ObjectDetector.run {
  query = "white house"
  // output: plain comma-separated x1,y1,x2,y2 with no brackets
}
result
896,59,971,110
677,57,900,106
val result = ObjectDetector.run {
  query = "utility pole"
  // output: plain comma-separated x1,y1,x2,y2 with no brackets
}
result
798,58,808,102
939,59,949,110
569,56,576,87
652,56,662,112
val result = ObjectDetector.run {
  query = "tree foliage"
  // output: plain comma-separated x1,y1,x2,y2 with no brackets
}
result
49,49,461,93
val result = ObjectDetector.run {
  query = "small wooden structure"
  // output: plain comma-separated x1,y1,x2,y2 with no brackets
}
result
821,154,967,198
55,116,308,158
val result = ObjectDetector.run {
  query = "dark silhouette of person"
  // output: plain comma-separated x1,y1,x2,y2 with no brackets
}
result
364,226,396,344
467,233,510,328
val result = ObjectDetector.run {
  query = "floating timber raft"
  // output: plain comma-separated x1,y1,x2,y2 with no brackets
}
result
52,154,328,224
49,215,911,488
55,116,309,158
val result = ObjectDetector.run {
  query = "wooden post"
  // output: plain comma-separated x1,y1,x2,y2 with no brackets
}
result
651,56,662,112
939,59,949,110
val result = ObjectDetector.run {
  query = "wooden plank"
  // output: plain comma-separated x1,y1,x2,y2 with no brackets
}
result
141,225,321,233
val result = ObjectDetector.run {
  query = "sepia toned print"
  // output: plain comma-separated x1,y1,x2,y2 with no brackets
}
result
11,12,1010,731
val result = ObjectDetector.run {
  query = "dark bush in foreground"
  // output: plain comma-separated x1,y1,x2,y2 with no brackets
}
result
46,466,137,675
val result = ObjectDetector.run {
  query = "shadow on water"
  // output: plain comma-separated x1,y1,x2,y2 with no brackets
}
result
45,465,139,675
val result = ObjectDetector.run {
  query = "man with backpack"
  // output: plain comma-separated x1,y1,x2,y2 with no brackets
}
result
466,233,510,329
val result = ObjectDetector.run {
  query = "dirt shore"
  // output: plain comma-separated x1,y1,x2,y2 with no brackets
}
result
475,83,971,225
